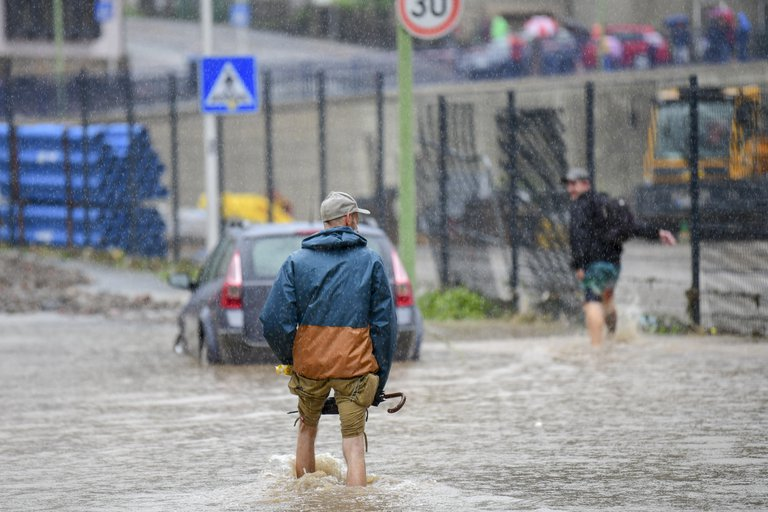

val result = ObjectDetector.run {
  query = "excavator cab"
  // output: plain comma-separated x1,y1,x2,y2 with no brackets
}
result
637,85,768,239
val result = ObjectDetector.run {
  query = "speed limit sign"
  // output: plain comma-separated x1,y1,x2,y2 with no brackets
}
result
396,0,463,40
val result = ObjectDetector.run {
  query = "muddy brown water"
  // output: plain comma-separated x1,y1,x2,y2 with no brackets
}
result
1,313,766,511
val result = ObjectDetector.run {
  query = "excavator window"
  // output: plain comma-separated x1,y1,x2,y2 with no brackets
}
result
655,101,733,159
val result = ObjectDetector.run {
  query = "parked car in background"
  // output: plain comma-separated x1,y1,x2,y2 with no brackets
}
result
169,221,423,364
537,28,580,75
456,35,529,80
583,24,670,70
606,24,670,68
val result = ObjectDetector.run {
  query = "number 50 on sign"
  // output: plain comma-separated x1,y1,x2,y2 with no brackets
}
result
396,0,463,40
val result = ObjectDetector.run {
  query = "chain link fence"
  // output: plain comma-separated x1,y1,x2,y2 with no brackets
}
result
416,77,768,335
416,95,580,318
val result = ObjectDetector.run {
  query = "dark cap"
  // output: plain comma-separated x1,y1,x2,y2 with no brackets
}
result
561,167,590,183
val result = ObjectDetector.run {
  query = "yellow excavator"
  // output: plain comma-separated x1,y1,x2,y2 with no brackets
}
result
635,85,768,238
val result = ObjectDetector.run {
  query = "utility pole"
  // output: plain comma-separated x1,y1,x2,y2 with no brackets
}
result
692,0,702,62
200,0,220,252
397,24,416,285
53,0,65,114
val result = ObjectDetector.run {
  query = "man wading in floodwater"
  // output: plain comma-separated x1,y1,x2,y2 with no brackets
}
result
260,191,397,486
563,168,676,346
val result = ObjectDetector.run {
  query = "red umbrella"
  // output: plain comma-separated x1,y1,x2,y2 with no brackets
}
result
524,15,559,39
709,6,735,25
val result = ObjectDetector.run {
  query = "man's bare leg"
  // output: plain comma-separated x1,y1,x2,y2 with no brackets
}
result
603,289,617,336
342,434,367,486
295,420,317,478
584,301,605,346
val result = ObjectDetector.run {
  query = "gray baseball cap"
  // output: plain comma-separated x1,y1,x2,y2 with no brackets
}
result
561,167,590,183
320,191,371,221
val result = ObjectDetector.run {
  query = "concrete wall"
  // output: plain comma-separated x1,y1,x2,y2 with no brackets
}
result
137,94,402,221
130,60,768,221
416,60,768,198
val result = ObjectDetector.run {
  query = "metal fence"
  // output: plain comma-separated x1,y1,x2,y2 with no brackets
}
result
0,55,456,118
416,99,511,300
417,77,768,335
2,57,767,335
0,61,396,262
417,95,579,317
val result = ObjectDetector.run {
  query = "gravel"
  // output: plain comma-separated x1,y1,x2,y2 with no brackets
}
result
0,248,182,316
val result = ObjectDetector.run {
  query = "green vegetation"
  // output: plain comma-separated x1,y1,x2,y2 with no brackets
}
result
638,314,692,335
417,287,496,320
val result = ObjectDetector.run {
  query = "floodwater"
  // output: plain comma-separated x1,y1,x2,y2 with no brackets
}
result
1,313,766,511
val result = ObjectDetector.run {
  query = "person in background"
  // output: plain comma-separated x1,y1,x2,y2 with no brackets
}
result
668,17,691,64
736,11,752,62
562,168,677,346
705,15,730,63
260,191,396,486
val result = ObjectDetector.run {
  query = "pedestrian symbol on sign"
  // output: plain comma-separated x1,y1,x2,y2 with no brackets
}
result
205,62,255,112
199,56,258,114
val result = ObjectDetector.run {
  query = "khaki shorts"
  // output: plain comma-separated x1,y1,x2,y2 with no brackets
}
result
288,373,379,438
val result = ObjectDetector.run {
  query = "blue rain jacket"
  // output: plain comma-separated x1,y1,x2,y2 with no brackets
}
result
259,226,396,399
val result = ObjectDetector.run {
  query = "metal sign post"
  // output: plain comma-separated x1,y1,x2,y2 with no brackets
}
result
200,0,219,253
229,1,251,53
198,52,258,251
395,0,463,285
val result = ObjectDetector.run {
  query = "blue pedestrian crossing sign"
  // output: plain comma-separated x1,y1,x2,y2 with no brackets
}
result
199,56,258,115
94,0,113,23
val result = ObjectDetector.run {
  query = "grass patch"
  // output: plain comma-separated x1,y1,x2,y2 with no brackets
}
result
638,314,692,335
417,287,498,320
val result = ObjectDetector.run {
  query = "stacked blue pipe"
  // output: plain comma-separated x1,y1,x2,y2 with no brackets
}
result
0,123,168,257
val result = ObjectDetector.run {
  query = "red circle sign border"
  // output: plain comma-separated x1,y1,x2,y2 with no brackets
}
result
396,0,463,40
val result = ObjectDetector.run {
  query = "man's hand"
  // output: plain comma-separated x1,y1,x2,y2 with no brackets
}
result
575,269,585,281
658,229,677,246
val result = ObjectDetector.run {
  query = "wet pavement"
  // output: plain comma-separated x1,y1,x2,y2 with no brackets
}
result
1,311,766,511
126,17,395,76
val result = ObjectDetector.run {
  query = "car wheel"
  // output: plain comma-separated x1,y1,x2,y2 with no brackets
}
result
199,336,221,366
410,334,422,361
173,334,186,355
633,54,650,69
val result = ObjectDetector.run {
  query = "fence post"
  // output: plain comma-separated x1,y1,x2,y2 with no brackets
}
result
437,95,449,288
506,91,519,311
317,70,327,202
63,129,73,248
585,81,595,187
216,116,225,235
78,70,91,247
688,74,701,326
263,70,274,223
121,68,137,255
2,61,23,245
375,71,386,227
168,73,180,262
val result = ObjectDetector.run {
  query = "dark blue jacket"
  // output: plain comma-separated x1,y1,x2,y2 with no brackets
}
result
569,190,659,270
259,226,396,398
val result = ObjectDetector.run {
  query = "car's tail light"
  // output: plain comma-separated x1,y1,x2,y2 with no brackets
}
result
390,248,414,307
220,251,243,309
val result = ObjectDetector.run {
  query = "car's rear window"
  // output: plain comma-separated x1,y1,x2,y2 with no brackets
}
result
244,233,392,280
